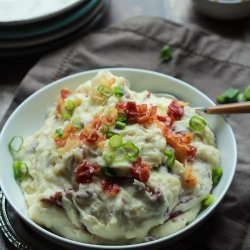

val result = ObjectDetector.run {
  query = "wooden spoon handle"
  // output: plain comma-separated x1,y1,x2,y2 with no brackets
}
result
206,102,250,114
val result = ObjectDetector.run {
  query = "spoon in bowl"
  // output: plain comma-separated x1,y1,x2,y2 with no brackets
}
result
154,93,250,114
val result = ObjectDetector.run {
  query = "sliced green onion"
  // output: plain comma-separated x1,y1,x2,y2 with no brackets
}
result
160,44,172,62
189,116,207,133
97,86,113,98
202,194,215,208
8,136,23,156
109,135,123,148
55,128,64,138
212,166,223,187
115,121,126,130
244,85,250,100
61,109,71,120
114,86,125,98
13,161,29,181
117,112,127,123
101,167,115,178
72,117,82,129
65,100,76,111
237,93,246,102
164,149,175,167
216,87,240,104
103,152,115,164
122,141,139,160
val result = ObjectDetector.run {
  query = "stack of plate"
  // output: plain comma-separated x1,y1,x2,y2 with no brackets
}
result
0,0,109,57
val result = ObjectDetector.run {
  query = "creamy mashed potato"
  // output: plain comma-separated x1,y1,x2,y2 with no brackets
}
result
13,71,220,245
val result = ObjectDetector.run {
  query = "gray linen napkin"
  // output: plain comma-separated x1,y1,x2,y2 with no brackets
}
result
1,16,250,250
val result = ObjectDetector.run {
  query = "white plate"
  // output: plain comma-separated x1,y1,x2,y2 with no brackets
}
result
0,0,105,49
0,0,86,25
0,68,237,249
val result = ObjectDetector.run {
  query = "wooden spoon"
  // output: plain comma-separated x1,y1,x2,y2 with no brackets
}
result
196,102,250,114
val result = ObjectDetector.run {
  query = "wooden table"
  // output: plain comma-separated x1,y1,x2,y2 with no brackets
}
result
0,0,250,122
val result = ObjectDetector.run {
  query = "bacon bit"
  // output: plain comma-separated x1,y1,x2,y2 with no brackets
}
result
131,157,151,183
182,166,197,188
167,100,184,121
75,160,99,184
54,138,67,148
157,115,173,127
61,88,71,99
118,102,157,125
163,132,197,163
101,179,121,197
43,192,63,208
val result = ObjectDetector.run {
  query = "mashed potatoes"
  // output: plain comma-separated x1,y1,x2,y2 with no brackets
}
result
13,71,220,245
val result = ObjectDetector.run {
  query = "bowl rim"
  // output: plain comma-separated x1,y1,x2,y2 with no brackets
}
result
196,0,250,4
0,68,237,249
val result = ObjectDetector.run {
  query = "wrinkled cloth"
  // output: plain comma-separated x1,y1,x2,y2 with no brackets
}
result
1,16,250,250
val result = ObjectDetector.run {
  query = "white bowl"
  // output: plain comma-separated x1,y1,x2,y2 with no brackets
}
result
192,0,250,20
0,68,237,249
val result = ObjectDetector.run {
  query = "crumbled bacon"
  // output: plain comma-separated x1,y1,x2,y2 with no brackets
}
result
117,101,157,125
101,180,121,197
43,192,63,208
75,160,99,184
167,100,184,121
54,138,66,147
131,157,151,183
157,115,173,127
163,132,197,163
61,88,71,99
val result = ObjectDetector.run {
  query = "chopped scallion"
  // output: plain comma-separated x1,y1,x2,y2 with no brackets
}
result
55,128,64,138
104,152,115,164
160,44,172,62
122,141,139,160
65,100,76,111
8,136,23,156
212,166,223,187
117,112,127,123
202,194,215,208
216,87,240,104
164,149,175,167
243,85,250,100
114,86,125,98
106,131,117,139
97,86,113,98
109,135,123,148
72,117,82,129
61,109,71,120
189,116,207,133
115,121,126,130
13,161,29,181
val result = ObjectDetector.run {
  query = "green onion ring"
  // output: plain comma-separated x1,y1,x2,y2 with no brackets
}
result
97,86,113,98
114,86,125,98
202,194,215,208
122,141,139,160
164,149,175,167
8,136,23,156
109,135,123,148
212,166,223,187
13,161,29,181
65,100,76,111
189,116,207,132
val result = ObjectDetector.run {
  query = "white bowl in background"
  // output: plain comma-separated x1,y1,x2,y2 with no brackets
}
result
192,0,250,20
0,68,237,249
